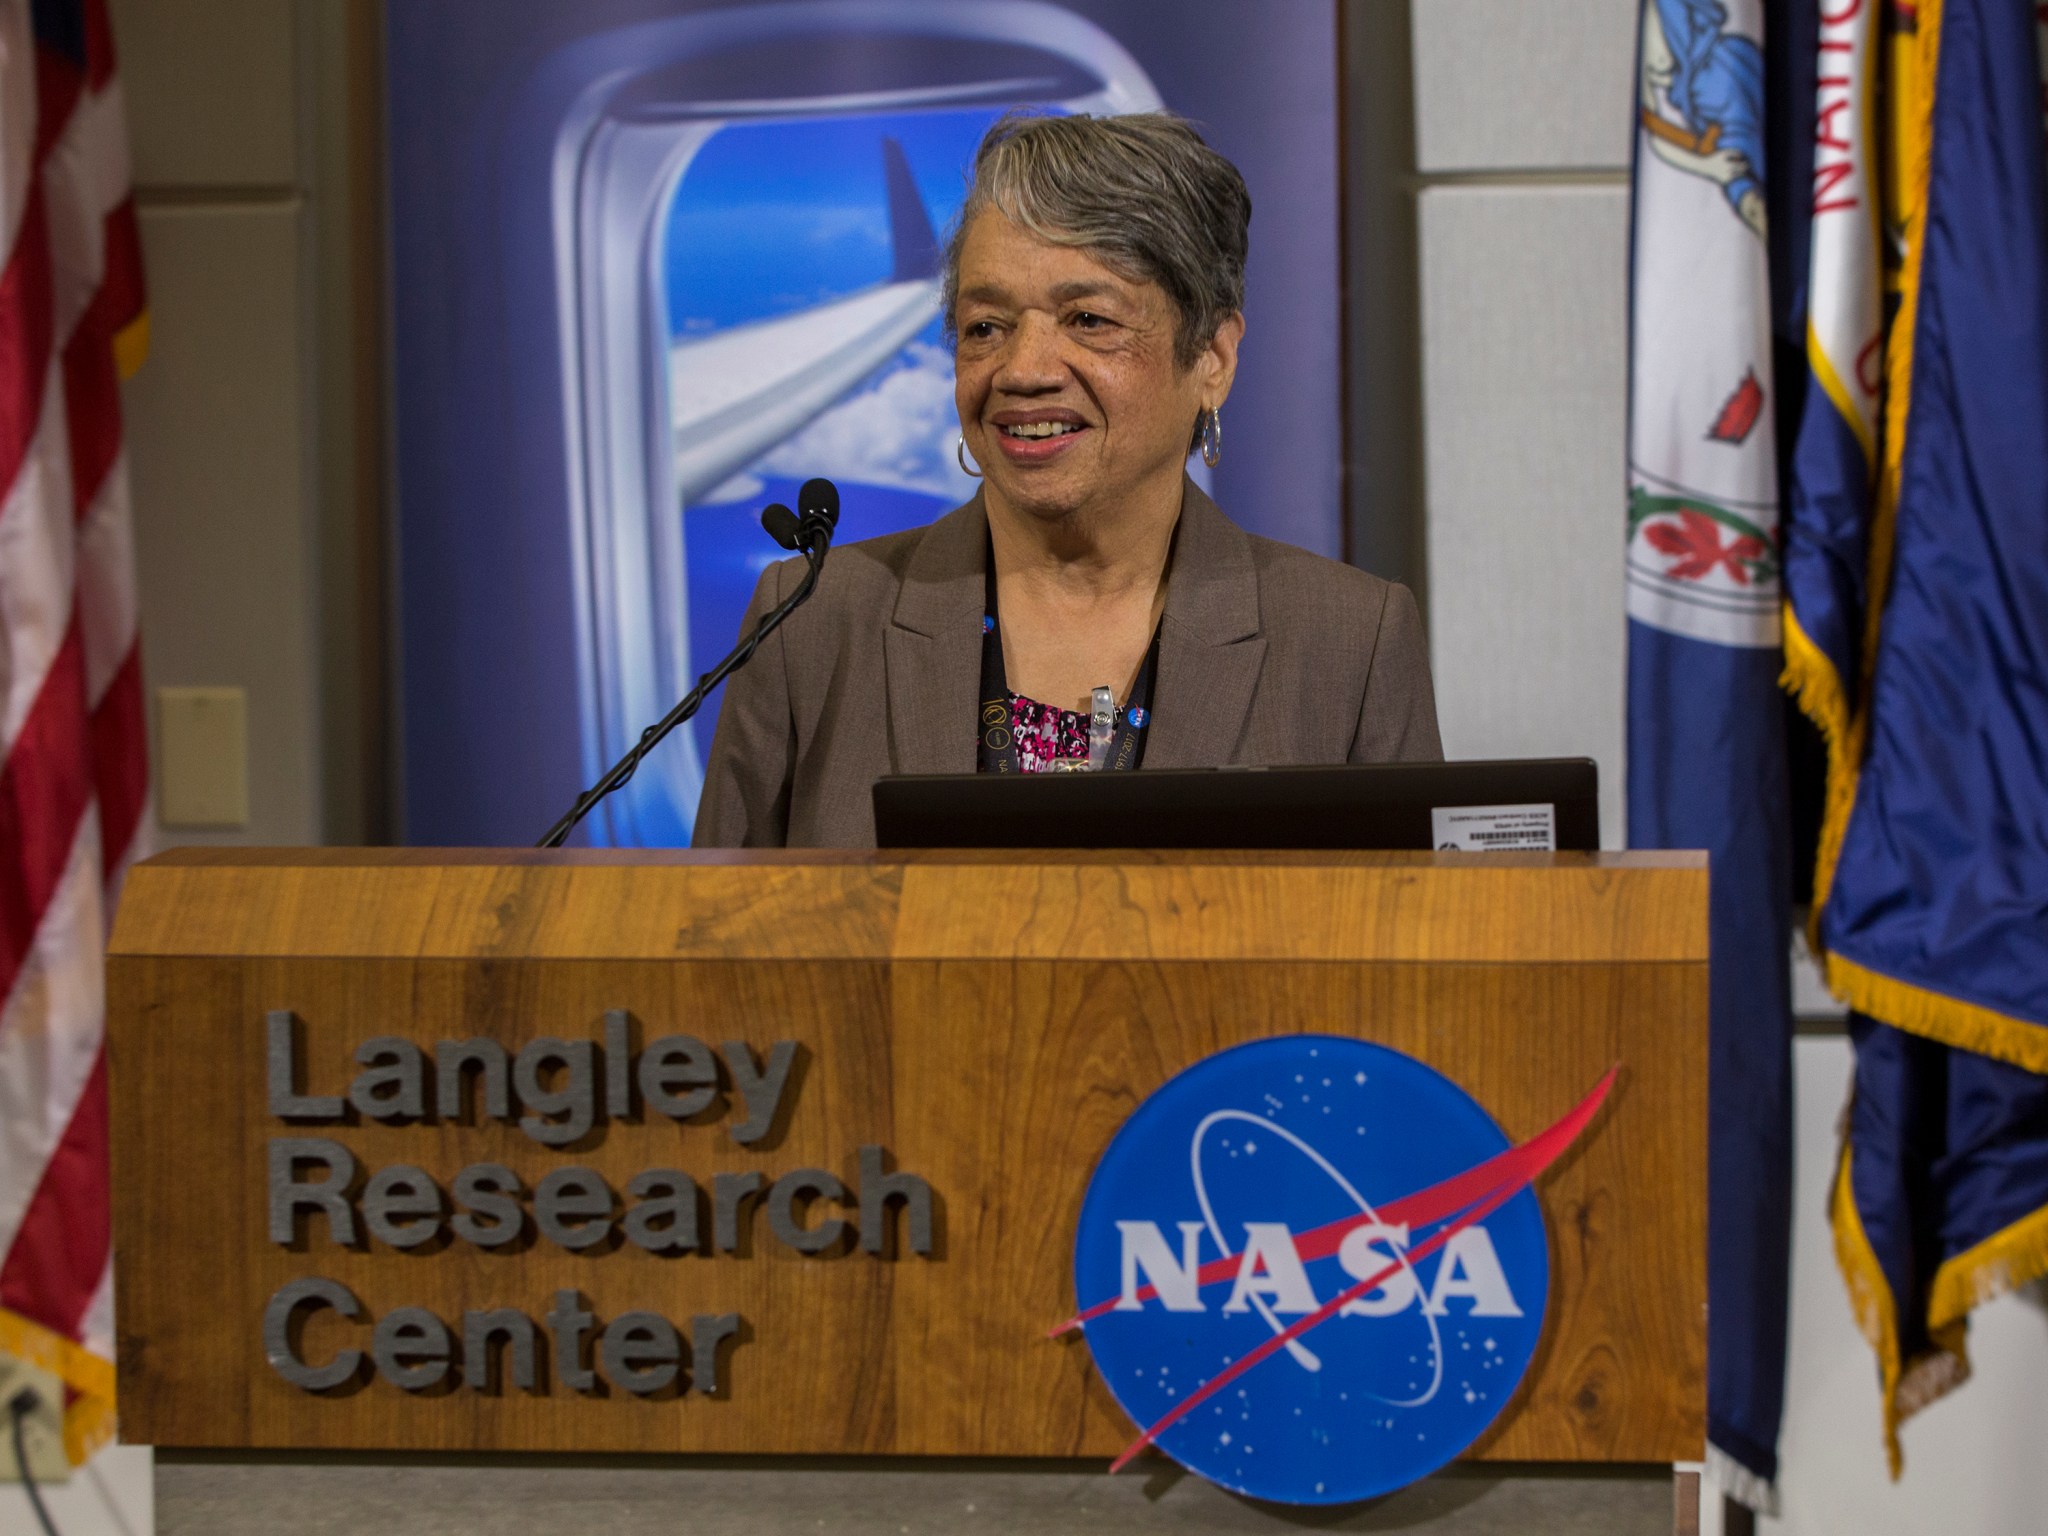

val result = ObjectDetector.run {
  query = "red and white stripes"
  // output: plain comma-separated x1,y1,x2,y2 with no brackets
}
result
0,0,148,1465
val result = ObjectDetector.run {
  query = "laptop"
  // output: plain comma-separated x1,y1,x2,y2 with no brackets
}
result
870,758,1600,851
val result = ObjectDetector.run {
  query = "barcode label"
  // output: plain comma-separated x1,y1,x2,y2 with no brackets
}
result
1430,803,1556,852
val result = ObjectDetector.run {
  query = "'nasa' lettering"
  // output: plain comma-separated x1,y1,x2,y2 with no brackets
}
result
1114,1219,1524,1318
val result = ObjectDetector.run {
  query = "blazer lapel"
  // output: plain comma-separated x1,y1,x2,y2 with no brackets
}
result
884,496,988,776
1143,482,1266,769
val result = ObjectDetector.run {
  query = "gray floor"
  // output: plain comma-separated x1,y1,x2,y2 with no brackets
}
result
157,1455,1676,1534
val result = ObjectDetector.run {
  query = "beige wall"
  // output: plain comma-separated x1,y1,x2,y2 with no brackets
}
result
115,0,384,851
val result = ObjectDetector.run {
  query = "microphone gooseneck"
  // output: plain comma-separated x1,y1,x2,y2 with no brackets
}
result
536,481,841,848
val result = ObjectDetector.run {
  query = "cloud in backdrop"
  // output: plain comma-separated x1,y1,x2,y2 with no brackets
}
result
749,339,979,504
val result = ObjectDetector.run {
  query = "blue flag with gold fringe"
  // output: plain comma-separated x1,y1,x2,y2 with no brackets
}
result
1780,0,2048,1476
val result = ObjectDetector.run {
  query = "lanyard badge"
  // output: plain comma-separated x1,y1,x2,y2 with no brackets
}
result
1087,686,1116,772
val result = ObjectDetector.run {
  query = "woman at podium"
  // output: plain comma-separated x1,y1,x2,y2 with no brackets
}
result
694,111,1440,849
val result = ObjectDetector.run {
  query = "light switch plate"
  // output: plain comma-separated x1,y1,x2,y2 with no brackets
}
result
157,685,249,828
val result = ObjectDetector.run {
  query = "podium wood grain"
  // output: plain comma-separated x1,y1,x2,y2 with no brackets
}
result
107,849,1706,1460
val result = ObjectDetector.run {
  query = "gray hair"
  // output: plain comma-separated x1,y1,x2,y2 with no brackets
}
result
941,111,1251,371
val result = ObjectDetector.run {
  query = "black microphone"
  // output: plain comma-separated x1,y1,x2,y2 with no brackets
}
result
795,477,840,553
761,502,801,551
536,479,842,848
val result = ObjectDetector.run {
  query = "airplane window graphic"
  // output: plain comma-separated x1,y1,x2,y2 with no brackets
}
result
545,5,1165,847
659,109,1015,776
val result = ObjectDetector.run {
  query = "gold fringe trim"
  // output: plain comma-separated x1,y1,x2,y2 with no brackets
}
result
1779,604,1857,954
62,1388,116,1467
1830,1144,1906,1476
1829,950,2048,1074
0,1308,115,1399
0,1306,116,1469
112,308,150,381
1928,1193,2048,1332
1829,1142,1970,1479
1807,0,1943,940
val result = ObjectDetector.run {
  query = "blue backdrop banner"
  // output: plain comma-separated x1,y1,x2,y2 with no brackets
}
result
386,0,1341,847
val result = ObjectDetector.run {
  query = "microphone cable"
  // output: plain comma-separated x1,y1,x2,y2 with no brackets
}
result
8,1386,62,1536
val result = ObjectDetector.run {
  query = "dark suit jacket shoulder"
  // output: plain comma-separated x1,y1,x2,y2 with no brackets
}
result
693,482,1442,848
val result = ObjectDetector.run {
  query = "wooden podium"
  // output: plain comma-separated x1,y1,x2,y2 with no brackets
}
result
107,848,1706,1529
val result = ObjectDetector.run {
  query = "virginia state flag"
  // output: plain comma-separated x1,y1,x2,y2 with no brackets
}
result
1782,0,2048,1476
1627,0,1795,1509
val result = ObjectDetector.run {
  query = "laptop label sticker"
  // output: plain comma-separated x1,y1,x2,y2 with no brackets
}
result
1430,804,1557,851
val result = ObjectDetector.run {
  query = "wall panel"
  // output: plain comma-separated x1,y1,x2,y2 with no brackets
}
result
108,0,299,188
1411,0,1635,174
1418,183,1629,849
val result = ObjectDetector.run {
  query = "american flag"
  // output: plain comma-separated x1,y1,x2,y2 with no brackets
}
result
0,0,148,1465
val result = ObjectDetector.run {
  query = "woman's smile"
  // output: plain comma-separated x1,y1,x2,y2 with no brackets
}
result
992,410,1092,462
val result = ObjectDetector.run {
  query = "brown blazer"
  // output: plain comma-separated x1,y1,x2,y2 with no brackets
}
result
692,481,1442,848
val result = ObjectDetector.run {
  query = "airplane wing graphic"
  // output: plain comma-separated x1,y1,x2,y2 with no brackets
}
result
670,136,944,505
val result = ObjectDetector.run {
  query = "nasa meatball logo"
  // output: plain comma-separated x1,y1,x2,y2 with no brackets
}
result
1060,1035,1612,1505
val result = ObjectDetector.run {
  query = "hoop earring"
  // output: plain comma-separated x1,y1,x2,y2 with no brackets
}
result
957,435,983,478
1200,405,1223,469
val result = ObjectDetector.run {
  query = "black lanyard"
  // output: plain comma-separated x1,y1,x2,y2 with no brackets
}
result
977,567,1158,774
